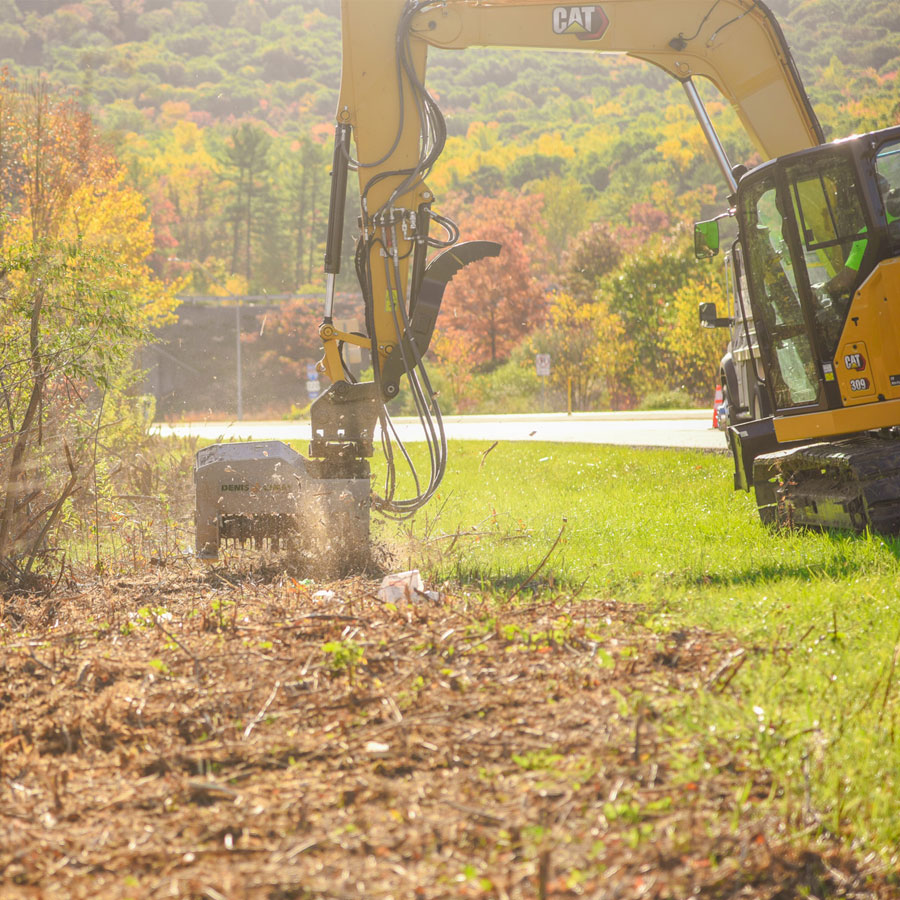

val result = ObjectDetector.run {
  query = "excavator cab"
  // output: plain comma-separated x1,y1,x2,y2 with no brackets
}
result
726,126,900,530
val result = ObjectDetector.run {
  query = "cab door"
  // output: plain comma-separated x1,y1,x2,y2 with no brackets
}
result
739,171,824,414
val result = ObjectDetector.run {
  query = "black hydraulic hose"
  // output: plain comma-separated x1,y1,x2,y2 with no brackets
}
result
381,253,432,511
371,228,448,519
348,0,456,519
409,201,432,316
386,245,447,515
427,210,459,248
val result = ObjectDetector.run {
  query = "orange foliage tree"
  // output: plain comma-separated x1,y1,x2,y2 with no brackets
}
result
438,191,550,367
241,294,323,381
430,329,483,412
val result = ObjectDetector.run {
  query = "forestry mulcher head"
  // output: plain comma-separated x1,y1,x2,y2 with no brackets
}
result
194,440,371,577
192,54,503,576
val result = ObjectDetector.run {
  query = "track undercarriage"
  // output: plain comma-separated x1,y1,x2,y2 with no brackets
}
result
752,432,900,532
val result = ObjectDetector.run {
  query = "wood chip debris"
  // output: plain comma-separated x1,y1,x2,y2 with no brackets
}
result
0,569,892,898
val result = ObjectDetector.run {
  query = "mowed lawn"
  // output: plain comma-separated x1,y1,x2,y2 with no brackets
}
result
373,439,900,856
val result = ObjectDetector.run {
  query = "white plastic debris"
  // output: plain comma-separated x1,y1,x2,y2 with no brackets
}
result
378,569,424,603
312,589,336,602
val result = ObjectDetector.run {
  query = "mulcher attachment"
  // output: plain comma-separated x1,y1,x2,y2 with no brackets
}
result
194,441,371,576
753,433,900,532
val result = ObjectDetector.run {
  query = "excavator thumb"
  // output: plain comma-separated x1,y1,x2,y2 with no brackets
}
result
379,240,501,399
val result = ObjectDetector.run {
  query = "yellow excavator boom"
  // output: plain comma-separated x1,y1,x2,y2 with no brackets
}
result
325,0,822,388
339,0,821,158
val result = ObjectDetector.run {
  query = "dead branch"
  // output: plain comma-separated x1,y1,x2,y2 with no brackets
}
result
508,517,567,602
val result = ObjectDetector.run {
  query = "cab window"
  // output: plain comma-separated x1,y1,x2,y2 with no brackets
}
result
876,138,900,254
786,155,867,354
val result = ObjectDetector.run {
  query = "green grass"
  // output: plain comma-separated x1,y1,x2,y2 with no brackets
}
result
369,440,900,857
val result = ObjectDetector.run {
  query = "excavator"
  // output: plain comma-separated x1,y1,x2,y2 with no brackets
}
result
700,127,900,530
194,0,900,570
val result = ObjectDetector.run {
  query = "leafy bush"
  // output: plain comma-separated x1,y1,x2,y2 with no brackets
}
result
637,389,697,411
472,353,543,415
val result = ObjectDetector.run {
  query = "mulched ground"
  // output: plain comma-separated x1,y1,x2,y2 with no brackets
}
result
0,563,896,899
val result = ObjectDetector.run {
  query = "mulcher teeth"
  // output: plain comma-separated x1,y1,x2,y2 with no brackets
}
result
194,441,371,576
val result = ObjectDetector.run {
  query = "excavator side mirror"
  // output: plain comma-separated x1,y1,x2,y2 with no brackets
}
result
694,219,720,259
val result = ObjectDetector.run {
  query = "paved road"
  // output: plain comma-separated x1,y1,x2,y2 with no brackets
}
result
154,411,728,452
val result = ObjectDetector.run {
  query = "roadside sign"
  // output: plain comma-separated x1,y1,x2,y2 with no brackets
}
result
306,361,320,398
535,353,551,377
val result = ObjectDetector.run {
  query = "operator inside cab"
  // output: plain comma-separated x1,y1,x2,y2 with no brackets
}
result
825,173,900,296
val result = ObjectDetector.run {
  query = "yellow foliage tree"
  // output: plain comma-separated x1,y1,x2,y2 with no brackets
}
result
2,84,180,328
57,173,181,326
533,291,632,410
123,119,222,285
656,103,708,172
0,81,180,575
662,264,731,400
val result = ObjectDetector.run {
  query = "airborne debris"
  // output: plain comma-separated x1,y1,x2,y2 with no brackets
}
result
364,740,391,756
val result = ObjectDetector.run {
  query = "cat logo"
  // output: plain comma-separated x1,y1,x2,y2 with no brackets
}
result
552,5,609,40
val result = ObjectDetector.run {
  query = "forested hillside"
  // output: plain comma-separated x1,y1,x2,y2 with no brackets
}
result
1,0,899,412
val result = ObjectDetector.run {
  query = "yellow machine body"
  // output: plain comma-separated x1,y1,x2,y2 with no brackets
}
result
774,258,900,442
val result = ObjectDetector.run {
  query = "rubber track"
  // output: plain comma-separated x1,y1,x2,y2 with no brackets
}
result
752,434,900,532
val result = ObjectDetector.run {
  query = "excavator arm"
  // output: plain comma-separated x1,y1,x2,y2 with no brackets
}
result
196,0,826,568
311,0,822,517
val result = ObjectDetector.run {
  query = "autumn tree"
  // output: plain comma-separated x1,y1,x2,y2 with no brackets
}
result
241,293,323,383
663,262,730,400
531,292,632,410
559,202,672,301
220,121,273,284
559,220,623,299
439,191,549,367
430,329,483,412
126,116,223,288
594,228,697,405
551,214,722,409
282,136,329,286
533,175,594,267
0,80,178,580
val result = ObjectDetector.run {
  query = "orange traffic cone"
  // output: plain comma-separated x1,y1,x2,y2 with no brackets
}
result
712,384,723,428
